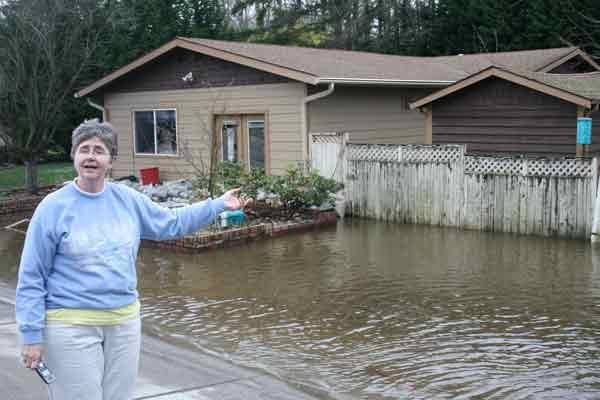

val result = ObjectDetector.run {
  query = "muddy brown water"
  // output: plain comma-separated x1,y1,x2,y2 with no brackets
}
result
2,219,600,399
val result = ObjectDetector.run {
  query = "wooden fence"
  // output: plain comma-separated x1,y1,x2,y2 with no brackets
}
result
310,133,598,239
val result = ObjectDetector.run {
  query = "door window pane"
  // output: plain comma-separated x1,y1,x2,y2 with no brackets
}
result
134,111,155,154
248,120,265,169
221,122,238,162
156,110,177,154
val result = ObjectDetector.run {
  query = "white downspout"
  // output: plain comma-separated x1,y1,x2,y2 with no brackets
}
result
302,83,335,168
87,98,107,122
85,98,119,177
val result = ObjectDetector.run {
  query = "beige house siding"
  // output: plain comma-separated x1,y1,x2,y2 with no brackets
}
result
105,82,305,180
307,86,433,144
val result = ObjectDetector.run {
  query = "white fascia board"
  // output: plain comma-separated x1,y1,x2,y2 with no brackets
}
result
317,77,455,86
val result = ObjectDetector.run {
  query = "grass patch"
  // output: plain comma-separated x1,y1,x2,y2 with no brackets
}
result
0,162,75,190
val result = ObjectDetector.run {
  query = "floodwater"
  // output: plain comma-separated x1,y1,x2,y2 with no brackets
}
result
2,219,600,399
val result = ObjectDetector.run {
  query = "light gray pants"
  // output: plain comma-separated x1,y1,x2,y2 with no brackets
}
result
44,318,141,400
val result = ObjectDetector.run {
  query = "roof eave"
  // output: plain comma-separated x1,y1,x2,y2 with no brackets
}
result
317,77,455,87
538,48,600,72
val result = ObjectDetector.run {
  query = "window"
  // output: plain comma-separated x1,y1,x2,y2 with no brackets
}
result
134,109,177,155
221,121,239,162
247,120,265,169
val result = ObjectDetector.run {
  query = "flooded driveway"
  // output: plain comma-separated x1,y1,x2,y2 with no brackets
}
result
2,219,600,399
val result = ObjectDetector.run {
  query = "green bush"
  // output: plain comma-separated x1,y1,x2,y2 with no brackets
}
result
194,162,341,214
305,170,342,207
269,165,309,211
269,165,342,213
240,167,269,199
216,161,244,190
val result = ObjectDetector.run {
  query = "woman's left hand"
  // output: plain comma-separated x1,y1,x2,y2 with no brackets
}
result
222,188,251,211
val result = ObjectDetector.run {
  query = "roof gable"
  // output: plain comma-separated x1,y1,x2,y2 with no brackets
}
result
101,47,291,94
76,38,319,97
410,67,598,110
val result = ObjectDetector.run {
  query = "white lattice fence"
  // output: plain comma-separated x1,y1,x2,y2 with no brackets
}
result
338,142,599,239
347,144,465,163
465,156,594,178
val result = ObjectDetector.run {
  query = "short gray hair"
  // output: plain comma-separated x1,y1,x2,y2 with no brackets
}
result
71,119,118,160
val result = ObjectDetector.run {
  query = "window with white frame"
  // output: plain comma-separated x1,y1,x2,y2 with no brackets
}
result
134,109,177,155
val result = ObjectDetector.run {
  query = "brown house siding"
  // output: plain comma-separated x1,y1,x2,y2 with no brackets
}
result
432,77,578,156
308,86,433,144
103,48,291,94
590,110,600,154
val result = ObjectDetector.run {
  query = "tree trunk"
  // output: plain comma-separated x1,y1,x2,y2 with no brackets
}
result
24,159,39,194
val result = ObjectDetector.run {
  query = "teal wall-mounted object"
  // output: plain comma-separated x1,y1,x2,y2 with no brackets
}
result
577,117,592,145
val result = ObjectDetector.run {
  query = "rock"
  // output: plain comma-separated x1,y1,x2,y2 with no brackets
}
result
153,186,169,201
159,201,187,209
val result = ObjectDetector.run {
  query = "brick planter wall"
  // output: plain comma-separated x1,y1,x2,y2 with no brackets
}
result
0,185,60,217
143,210,338,253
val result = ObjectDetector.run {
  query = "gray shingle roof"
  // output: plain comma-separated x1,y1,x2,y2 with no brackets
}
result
521,71,600,101
181,37,578,83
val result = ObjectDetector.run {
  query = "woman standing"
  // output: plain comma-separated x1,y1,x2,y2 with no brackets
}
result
16,120,247,399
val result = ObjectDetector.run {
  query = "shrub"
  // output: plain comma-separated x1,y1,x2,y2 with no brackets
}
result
269,165,342,215
208,161,243,196
240,167,269,199
269,165,309,212
193,162,341,216
305,170,342,207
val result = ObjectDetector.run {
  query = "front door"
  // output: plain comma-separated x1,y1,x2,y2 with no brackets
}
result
215,114,266,171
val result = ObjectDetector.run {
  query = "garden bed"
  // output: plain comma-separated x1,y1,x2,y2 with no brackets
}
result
142,209,338,253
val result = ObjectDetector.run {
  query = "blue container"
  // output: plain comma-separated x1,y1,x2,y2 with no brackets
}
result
219,210,246,228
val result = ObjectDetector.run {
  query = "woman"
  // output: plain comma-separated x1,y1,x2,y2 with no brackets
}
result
16,119,247,399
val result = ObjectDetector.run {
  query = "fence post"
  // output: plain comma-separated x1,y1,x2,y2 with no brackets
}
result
591,158,600,242
457,145,466,227
341,132,349,183
308,132,314,173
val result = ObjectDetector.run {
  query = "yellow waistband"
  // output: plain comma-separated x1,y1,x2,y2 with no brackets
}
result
46,300,140,326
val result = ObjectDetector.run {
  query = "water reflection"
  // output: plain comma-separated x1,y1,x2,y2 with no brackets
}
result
2,221,600,399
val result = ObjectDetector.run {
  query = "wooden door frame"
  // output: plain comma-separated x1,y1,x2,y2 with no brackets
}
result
213,113,270,173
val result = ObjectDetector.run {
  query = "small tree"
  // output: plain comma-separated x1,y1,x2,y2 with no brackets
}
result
0,0,119,192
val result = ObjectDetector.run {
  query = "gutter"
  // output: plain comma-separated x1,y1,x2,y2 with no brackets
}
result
317,78,455,87
86,98,107,122
302,83,335,167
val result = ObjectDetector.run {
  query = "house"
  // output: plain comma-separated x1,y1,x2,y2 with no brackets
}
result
75,37,600,179
410,67,600,157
